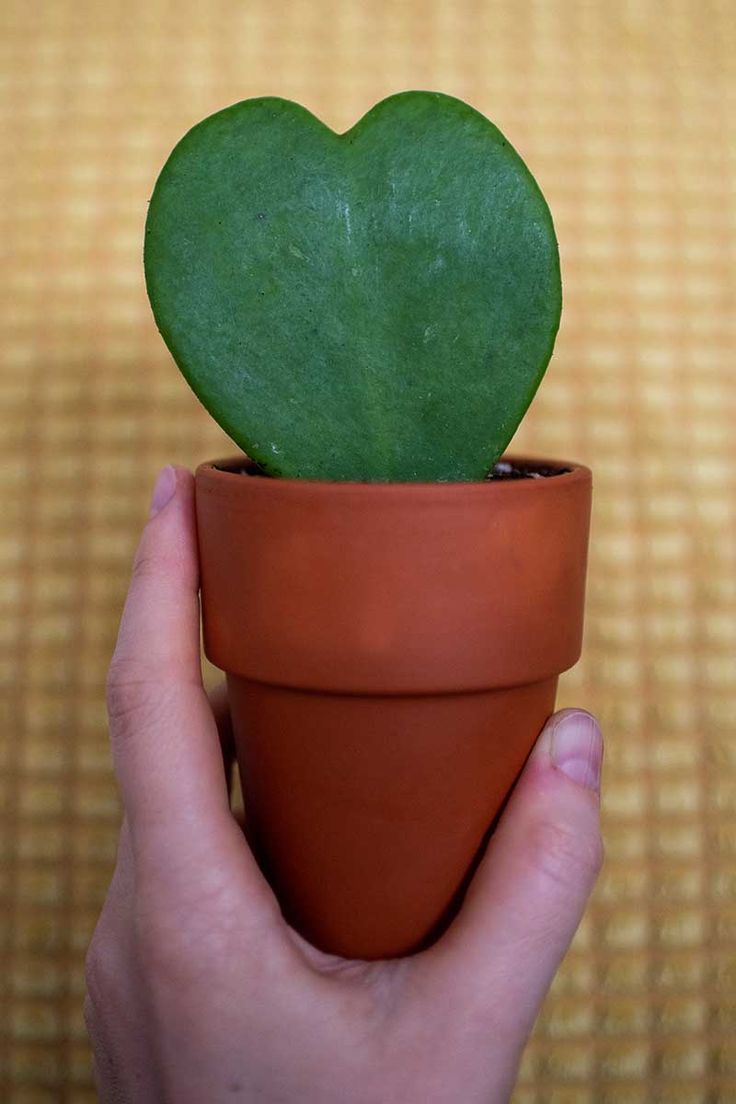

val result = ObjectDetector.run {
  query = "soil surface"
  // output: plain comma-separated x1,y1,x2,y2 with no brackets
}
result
486,460,571,480
222,459,571,481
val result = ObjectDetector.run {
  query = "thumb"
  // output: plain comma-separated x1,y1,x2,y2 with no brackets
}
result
429,709,604,1039
107,467,232,849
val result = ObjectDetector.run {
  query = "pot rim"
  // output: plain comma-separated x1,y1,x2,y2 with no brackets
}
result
197,453,591,496
195,451,592,693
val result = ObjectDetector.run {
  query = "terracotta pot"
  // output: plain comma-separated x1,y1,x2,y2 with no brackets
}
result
195,456,592,960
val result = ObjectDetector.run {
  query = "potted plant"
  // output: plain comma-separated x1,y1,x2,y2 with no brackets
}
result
144,91,592,960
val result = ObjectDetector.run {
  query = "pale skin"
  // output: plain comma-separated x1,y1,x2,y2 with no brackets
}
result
86,466,604,1104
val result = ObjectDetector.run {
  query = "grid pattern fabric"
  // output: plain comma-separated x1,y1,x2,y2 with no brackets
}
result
1,1,734,1100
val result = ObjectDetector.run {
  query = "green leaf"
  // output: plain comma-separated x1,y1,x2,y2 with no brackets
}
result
144,91,561,481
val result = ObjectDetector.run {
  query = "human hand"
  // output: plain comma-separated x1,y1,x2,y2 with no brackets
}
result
85,466,604,1104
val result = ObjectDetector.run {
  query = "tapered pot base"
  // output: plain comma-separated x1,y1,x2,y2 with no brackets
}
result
228,674,557,959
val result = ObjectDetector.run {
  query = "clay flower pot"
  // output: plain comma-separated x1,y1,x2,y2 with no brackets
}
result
195,455,592,960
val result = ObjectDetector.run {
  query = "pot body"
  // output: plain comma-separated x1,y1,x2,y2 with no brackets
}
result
196,457,592,959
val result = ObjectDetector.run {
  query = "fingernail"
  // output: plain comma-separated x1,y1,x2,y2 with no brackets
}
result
549,711,603,792
149,466,177,518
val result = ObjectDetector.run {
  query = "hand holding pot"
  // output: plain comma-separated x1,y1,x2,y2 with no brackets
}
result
87,467,604,1104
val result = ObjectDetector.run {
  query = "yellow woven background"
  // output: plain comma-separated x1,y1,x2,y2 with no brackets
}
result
1,1,734,1100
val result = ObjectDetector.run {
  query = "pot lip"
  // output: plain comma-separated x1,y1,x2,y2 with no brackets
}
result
196,453,591,496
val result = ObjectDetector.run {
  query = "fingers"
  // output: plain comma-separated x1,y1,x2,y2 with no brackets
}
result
424,709,604,1039
106,468,234,854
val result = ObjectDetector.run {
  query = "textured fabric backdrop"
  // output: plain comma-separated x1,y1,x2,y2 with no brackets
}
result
1,1,735,1100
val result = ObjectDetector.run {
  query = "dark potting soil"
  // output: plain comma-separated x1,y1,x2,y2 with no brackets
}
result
486,460,571,481
222,459,571,481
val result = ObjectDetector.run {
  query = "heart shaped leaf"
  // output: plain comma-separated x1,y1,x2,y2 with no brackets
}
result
145,92,561,481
